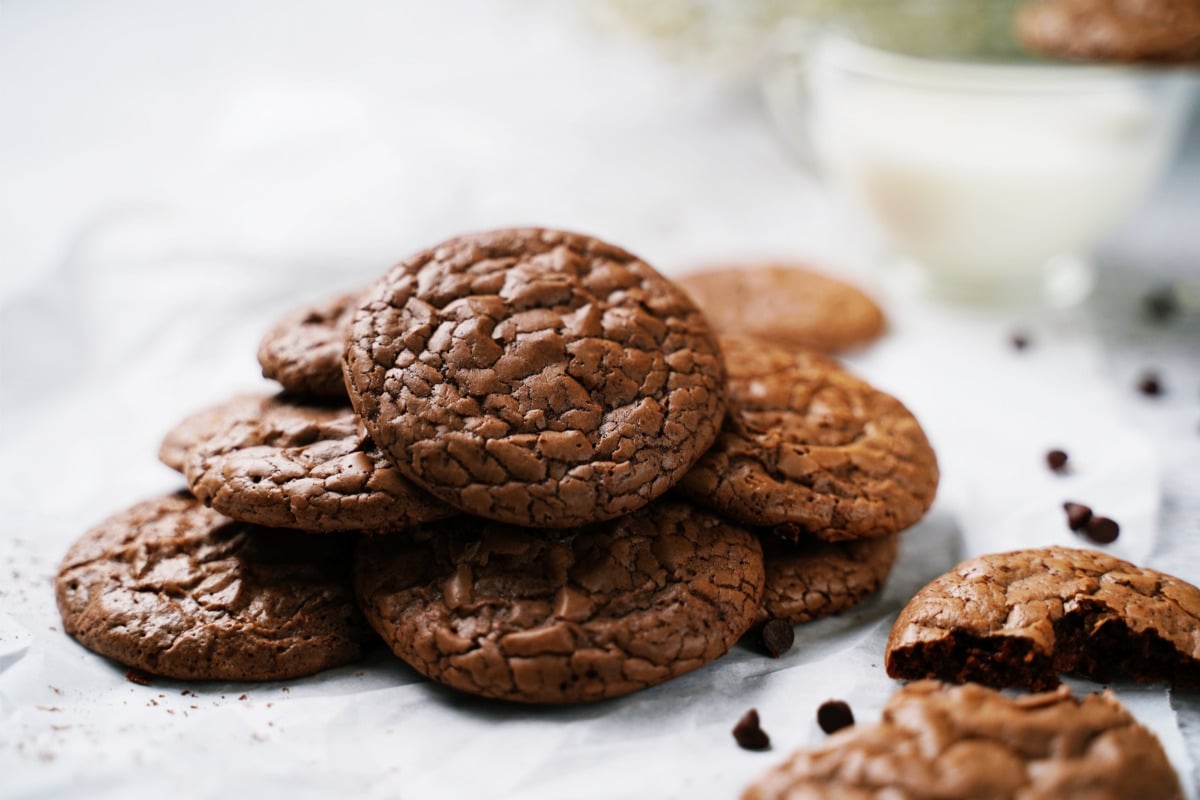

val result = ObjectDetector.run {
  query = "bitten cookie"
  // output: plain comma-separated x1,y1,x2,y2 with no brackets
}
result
56,492,372,681
742,681,1183,800
759,533,899,626
258,291,359,397
678,264,885,353
344,227,726,528
164,394,455,533
886,546,1200,691
1017,0,1200,64
677,336,938,542
354,500,764,703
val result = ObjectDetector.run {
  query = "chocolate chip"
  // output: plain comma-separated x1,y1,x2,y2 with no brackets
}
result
1143,286,1179,323
1083,516,1120,544
1063,502,1093,531
817,699,855,734
1009,332,1031,351
124,669,151,686
761,618,795,658
733,709,771,751
1137,372,1164,397
1046,449,1069,473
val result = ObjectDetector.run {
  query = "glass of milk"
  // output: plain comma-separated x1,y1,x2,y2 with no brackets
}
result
763,17,1196,304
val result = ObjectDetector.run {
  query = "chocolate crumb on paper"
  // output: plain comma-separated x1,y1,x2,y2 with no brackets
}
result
733,709,771,751
816,700,854,734
760,618,795,658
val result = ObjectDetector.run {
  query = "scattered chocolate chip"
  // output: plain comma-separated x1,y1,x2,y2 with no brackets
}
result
1009,332,1031,351
1083,516,1120,544
817,699,855,734
1063,502,1093,531
124,669,151,686
1046,449,1069,473
1137,372,1164,397
733,709,771,751
1143,286,1179,323
761,618,795,658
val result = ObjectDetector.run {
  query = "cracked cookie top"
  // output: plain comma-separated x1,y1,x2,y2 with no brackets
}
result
343,228,726,528
166,394,455,533
742,680,1183,800
759,532,898,626
886,546,1200,690
354,499,764,703
258,291,359,398
677,336,938,541
679,264,885,353
55,492,372,681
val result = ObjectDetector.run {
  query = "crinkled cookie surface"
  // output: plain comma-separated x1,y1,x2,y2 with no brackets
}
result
742,680,1183,800
344,227,726,527
354,500,764,703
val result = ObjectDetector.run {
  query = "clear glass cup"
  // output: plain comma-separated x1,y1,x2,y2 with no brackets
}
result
762,2,1198,305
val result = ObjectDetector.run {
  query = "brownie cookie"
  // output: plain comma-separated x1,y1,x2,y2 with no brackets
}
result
258,291,359,397
886,546,1200,691
354,500,764,703
759,533,899,626
678,336,938,542
1017,0,1200,64
56,492,372,681
344,228,726,528
167,394,454,533
679,264,885,353
158,393,267,472
742,680,1183,799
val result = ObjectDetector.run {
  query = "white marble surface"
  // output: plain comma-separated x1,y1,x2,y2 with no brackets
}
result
2,2,1198,798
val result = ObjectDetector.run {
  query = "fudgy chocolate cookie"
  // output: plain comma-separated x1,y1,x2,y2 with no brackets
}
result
354,500,764,703
166,394,454,533
678,336,938,542
742,680,1182,800
158,393,266,472
1017,0,1200,64
759,533,899,626
678,264,885,353
258,291,359,397
344,228,726,527
56,492,372,681
886,546,1200,691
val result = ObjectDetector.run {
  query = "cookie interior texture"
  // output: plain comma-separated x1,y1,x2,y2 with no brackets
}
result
257,290,359,398
886,546,1200,691
678,335,939,542
343,227,726,528
678,263,885,353
758,532,899,626
56,492,372,681
354,500,764,703
169,393,454,533
1016,0,1200,64
742,680,1183,800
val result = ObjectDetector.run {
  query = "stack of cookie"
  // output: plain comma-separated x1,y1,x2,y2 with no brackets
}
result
56,228,938,702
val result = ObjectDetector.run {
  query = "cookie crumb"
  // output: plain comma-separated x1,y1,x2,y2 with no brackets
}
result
1009,332,1031,351
817,700,855,734
1046,449,1069,474
1083,516,1120,545
1137,372,1164,397
124,669,151,686
761,618,795,658
1143,287,1179,323
733,709,771,751
1063,502,1093,531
